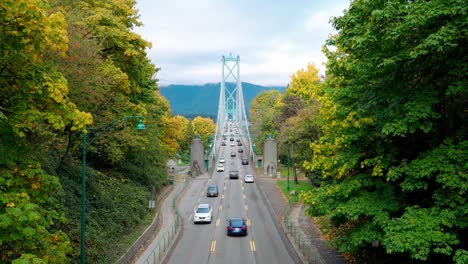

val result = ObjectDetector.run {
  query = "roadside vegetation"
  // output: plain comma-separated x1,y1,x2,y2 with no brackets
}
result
0,0,214,263
1,0,466,263
250,1,467,263
276,179,313,204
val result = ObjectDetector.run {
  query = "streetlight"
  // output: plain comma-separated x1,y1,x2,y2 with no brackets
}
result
287,145,290,191
80,116,146,264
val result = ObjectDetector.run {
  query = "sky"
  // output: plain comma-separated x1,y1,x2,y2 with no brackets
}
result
134,0,350,86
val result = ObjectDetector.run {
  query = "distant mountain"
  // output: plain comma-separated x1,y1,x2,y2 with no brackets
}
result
160,82,286,120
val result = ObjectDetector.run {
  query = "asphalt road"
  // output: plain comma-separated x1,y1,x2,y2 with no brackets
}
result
166,133,297,264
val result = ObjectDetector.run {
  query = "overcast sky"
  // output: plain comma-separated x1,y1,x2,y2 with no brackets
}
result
134,0,350,86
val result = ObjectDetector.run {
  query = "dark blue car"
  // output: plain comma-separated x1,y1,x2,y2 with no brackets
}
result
227,218,248,236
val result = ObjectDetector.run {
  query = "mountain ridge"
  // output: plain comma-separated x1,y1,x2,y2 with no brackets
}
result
160,82,286,119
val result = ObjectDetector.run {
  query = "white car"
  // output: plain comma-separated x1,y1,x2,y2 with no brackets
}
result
194,204,212,223
217,164,225,172
244,174,255,183
219,157,225,163
230,142,235,147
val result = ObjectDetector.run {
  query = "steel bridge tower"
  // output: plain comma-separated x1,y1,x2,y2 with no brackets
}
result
211,54,254,163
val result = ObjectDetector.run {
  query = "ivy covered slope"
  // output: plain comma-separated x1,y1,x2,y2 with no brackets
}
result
0,0,180,263
301,0,467,263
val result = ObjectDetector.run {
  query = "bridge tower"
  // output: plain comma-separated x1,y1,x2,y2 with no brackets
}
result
211,54,254,164
221,54,241,121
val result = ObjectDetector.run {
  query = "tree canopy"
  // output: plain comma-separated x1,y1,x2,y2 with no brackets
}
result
300,0,467,262
0,0,178,262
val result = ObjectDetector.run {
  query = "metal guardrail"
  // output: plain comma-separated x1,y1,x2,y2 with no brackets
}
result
143,179,189,264
284,198,326,264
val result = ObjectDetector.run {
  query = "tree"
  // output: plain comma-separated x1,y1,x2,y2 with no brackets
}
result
249,90,282,154
277,64,322,184
0,0,94,262
191,116,216,150
302,0,467,262
161,115,190,157
287,63,322,103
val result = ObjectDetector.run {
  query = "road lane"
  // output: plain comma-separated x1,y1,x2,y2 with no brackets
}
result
167,129,297,264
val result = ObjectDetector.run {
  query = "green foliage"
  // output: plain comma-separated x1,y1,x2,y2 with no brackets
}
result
383,206,459,260
276,180,313,204
0,127,71,263
1,0,171,263
57,162,154,263
454,250,468,264
301,0,468,262
86,172,151,263
0,0,93,138
249,90,283,153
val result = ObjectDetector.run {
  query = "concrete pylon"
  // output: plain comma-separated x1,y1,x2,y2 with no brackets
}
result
263,135,278,177
190,135,205,176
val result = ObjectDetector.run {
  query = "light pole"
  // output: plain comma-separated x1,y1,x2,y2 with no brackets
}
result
287,144,291,191
80,116,146,264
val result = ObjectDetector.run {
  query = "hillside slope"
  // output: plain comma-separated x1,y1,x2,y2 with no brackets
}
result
160,82,285,119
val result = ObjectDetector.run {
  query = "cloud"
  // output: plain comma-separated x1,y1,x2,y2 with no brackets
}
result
135,0,350,86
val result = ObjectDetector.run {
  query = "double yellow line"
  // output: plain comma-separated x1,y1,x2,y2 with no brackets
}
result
250,240,256,252
210,240,216,252
211,239,256,253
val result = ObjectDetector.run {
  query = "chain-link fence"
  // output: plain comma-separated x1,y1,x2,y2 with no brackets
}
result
143,179,189,264
284,199,326,264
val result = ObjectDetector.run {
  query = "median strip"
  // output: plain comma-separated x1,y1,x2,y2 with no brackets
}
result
210,240,216,252
250,240,256,252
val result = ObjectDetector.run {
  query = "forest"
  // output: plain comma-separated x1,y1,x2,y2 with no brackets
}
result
249,1,466,263
0,0,214,263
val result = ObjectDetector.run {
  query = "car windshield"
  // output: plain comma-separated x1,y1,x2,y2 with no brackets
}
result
230,219,244,227
197,207,210,213
208,186,217,191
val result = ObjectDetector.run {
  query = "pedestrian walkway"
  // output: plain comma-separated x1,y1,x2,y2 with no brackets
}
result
133,169,193,264
256,176,346,264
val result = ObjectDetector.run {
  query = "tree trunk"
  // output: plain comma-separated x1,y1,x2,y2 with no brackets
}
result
291,143,298,184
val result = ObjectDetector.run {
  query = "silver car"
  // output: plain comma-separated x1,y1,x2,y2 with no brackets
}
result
193,204,212,223
244,174,254,183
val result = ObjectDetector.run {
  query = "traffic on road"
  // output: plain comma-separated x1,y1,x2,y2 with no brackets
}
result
165,122,297,264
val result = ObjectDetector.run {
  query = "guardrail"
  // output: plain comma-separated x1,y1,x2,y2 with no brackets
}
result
284,198,326,264
142,179,189,264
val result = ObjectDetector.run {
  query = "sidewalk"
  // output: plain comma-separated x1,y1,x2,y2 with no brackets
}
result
132,169,191,264
256,176,346,264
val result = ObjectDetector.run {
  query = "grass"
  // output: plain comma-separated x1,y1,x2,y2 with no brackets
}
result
276,178,313,204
